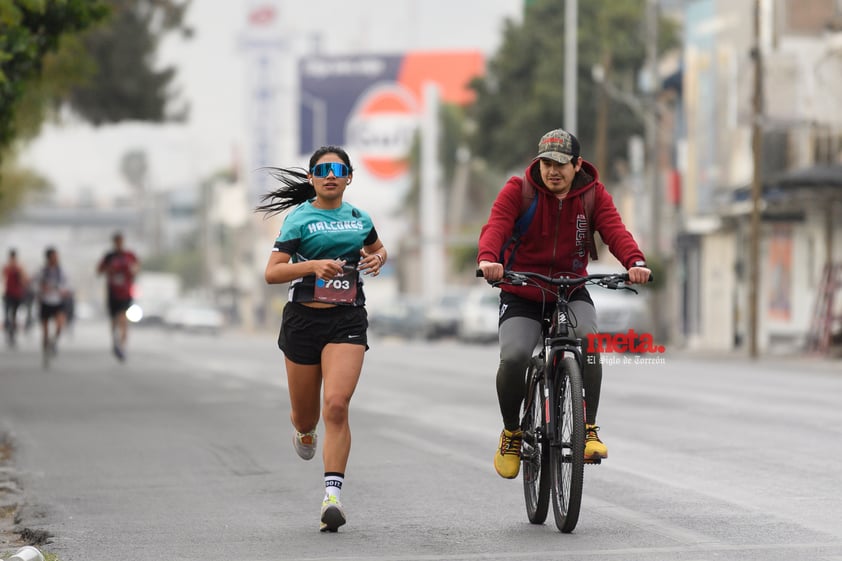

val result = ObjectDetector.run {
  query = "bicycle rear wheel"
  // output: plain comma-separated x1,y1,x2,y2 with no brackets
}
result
521,357,549,524
549,355,585,533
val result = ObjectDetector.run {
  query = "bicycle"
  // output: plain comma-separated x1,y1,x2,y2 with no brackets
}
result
479,268,650,533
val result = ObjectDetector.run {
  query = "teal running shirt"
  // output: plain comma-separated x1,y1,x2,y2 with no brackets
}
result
273,200,378,306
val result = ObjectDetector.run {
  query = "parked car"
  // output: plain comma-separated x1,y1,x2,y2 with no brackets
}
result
457,287,500,343
424,288,470,340
587,263,654,344
368,297,429,340
163,302,225,335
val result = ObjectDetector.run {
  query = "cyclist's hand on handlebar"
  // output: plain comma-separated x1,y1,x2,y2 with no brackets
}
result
477,260,504,282
627,266,652,284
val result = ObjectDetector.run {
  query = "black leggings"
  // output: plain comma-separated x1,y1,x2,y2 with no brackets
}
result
496,299,602,430
3,296,21,331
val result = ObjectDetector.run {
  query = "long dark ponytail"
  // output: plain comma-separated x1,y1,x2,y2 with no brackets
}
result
254,146,354,217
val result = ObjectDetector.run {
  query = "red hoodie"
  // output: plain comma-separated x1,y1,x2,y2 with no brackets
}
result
477,159,645,303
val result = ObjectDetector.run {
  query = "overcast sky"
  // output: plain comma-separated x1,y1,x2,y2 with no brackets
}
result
21,0,523,204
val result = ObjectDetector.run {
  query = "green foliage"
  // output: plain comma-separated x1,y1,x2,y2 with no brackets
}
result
0,0,109,149
403,102,509,231
0,147,49,221
142,243,202,288
468,0,679,178
404,103,468,211
66,0,193,124
0,0,107,216
0,0,192,217
12,34,97,142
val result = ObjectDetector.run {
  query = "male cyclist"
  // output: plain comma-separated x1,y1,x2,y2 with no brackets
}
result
97,232,140,361
477,128,651,479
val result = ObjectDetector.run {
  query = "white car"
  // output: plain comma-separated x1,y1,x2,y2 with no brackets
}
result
163,303,225,335
586,263,654,340
425,288,470,339
457,287,500,343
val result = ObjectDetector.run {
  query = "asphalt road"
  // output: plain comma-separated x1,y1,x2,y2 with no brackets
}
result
1,319,841,561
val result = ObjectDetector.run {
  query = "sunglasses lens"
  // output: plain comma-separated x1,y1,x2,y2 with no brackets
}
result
312,163,348,178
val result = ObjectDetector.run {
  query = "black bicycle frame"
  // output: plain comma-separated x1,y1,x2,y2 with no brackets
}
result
540,293,585,452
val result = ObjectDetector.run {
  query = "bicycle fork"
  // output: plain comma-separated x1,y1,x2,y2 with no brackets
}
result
521,371,543,461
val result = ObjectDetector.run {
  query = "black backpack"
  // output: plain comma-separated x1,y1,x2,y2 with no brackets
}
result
498,175,599,268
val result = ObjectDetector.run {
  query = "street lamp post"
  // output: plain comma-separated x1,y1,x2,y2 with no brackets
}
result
748,0,764,359
564,0,578,134
646,0,661,256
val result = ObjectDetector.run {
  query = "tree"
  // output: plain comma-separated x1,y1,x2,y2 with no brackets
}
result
0,0,109,152
468,0,679,180
0,0,192,220
66,0,193,124
400,102,510,275
0,1,108,219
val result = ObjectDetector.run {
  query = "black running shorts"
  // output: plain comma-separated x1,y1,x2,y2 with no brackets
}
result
278,302,369,365
39,302,65,322
108,297,132,316
499,287,594,324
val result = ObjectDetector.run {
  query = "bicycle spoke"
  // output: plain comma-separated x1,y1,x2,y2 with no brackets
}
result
521,358,549,524
550,357,584,533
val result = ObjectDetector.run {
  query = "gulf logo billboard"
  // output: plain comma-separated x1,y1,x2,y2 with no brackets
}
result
299,51,484,181
345,84,417,179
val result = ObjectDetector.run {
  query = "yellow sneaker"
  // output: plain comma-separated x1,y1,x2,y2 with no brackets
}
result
584,424,607,460
493,429,523,479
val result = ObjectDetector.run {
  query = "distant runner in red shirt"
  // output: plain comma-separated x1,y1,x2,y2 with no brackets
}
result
97,232,140,361
3,248,28,347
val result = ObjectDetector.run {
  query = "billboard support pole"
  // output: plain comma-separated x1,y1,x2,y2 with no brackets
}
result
421,82,444,305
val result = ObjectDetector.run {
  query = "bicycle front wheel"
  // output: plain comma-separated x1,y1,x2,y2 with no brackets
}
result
521,357,549,524
549,355,585,533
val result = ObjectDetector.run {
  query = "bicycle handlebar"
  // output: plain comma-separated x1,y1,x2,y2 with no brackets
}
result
475,268,654,290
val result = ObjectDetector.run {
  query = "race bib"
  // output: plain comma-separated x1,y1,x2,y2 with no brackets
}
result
313,264,358,304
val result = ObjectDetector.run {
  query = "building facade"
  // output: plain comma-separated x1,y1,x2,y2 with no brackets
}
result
675,0,842,353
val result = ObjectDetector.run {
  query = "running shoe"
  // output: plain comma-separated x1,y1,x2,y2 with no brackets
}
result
584,424,608,460
320,496,346,532
293,430,317,460
493,428,523,479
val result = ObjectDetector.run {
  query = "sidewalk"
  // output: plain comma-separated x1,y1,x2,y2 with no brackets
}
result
664,347,842,374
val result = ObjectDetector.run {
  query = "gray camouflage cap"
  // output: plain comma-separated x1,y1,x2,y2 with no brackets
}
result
536,128,580,164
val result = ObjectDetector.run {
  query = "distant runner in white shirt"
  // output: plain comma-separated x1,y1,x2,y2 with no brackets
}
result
36,247,71,357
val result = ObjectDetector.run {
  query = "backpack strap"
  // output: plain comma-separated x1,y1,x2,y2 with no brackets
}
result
499,176,599,266
515,175,538,235
498,175,538,268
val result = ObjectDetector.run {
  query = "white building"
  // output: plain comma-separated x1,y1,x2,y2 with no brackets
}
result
676,0,842,354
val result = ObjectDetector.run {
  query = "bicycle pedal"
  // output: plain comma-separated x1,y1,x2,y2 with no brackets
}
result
584,457,602,465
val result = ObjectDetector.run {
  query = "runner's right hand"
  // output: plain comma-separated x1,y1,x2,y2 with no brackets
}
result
312,259,346,281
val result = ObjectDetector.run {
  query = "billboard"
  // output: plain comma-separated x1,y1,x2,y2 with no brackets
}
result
299,51,483,175
298,51,484,245
242,0,286,207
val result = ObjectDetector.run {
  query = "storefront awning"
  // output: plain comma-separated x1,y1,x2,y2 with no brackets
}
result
731,163,842,203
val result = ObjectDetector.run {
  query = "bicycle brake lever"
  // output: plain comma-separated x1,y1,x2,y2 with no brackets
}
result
600,277,637,293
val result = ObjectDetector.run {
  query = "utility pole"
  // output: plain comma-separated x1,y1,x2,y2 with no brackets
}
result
646,0,661,255
748,0,764,358
564,0,578,134
420,82,444,305
643,0,666,342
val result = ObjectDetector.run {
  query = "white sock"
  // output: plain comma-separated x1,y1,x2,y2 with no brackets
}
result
324,473,343,501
